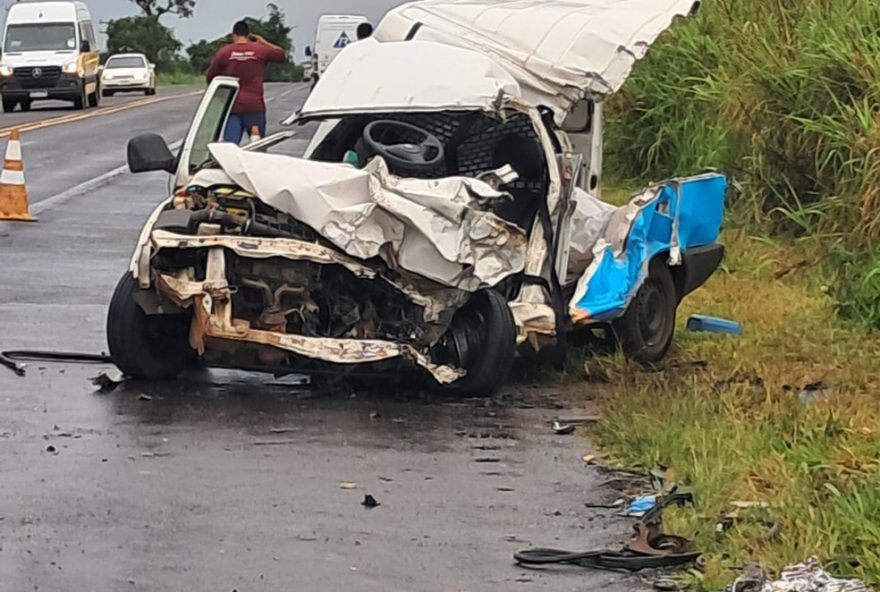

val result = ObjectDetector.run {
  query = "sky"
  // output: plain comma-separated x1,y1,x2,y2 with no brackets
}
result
3,0,408,60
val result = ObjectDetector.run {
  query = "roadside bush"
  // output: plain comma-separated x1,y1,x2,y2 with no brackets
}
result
605,0,880,324
186,5,301,82
105,15,182,71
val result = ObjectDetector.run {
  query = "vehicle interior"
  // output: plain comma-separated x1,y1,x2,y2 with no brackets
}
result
284,110,551,232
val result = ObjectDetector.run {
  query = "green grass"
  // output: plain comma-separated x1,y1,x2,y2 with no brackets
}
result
156,71,204,87
576,231,880,588
604,0,880,325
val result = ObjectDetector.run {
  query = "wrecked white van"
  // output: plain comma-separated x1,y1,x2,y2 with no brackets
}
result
109,0,726,394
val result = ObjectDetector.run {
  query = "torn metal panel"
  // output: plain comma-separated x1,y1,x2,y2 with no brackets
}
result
157,248,464,384
149,230,463,323
509,301,556,348
151,230,379,279
130,197,173,287
512,107,566,320
194,144,528,292
566,188,617,284
569,173,727,323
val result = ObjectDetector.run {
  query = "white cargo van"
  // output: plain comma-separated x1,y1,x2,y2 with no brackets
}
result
0,1,100,112
305,14,369,83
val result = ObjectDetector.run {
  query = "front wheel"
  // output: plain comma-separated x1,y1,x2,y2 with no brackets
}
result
432,290,516,396
107,273,197,380
2,98,16,113
613,258,678,365
73,82,86,110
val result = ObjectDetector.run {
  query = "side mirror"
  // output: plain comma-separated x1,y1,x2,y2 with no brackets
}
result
80,40,90,53
304,46,312,57
561,99,594,134
128,133,177,174
149,63,156,69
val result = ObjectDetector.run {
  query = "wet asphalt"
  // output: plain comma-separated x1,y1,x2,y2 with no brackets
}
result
0,83,637,591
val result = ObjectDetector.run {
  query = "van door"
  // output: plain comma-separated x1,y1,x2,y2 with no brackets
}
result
80,20,99,94
174,76,240,189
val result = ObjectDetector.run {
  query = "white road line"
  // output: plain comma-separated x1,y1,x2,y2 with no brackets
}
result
31,139,184,216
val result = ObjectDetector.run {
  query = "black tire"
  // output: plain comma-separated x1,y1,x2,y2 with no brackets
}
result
107,273,197,380
2,98,16,113
73,83,86,110
434,289,517,396
148,87,156,96
102,89,114,98
613,258,678,365
19,100,31,112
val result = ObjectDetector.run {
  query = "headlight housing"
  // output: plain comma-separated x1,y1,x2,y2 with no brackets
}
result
103,71,114,80
133,71,146,81
63,61,79,75
0,64,13,78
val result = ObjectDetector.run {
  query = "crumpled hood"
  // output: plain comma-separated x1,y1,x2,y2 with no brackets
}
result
193,143,528,291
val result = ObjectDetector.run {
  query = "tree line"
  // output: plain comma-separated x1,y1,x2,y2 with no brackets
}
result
104,0,303,82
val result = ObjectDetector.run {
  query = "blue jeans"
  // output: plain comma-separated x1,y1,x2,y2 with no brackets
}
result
224,112,267,144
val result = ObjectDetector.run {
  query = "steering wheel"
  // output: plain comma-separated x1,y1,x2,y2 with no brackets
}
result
361,120,445,171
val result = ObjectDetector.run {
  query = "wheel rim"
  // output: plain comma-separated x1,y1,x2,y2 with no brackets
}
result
634,279,671,347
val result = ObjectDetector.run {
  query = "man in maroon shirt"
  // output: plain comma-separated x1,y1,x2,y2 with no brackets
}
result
206,20,287,143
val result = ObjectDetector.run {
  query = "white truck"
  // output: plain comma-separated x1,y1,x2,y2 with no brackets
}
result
304,14,369,85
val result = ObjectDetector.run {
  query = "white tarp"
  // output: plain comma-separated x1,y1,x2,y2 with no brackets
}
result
295,39,522,121
194,143,528,292
375,0,698,119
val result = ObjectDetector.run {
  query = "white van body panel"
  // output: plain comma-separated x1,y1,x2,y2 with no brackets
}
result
313,14,368,77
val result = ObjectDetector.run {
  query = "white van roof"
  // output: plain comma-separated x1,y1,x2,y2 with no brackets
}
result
318,14,369,25
375,0,698,115
6,1,91,23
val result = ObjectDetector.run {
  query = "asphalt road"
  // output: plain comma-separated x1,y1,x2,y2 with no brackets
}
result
0,83,635,591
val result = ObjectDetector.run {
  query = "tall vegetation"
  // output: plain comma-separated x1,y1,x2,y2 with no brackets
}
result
187,6,300,82
605,0,880,324
105,4,301,83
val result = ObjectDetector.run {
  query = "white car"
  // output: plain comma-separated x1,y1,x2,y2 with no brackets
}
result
101,53,155,97
112,0,725,395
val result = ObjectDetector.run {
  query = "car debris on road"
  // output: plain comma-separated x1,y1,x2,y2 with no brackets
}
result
361,494,380,509
729,557,870,592
515,492,700,572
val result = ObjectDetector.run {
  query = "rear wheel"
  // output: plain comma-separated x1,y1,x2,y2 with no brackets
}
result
613,258,677,365
107,273,197,380
432,290,516,396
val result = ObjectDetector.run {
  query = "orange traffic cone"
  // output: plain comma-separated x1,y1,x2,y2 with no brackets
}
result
0,129,35,221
